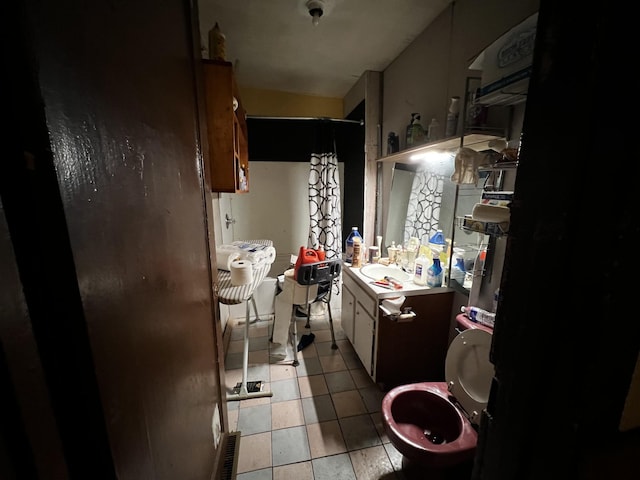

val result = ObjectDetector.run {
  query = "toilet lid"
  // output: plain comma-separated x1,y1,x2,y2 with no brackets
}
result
445,328,494,421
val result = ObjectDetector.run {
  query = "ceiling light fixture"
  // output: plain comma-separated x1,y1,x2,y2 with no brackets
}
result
306,0,324,26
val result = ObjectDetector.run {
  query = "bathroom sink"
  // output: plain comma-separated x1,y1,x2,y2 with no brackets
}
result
359,264,411,283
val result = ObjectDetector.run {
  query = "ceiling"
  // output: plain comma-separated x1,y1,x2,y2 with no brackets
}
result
197,0,455,98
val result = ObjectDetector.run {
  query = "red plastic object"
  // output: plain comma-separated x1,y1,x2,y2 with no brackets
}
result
294,247,320,280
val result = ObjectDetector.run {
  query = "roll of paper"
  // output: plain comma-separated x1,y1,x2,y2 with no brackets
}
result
230,260,253,286
471,203,511,223
216,248,243,271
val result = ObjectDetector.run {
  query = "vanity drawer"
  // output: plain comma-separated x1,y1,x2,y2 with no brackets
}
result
342,272,378,318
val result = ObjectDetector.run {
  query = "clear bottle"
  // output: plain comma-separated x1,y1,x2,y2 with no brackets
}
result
388,241,398,264
427,118,441,142
345,227,362,264
426,256,443,288
405,237,420,273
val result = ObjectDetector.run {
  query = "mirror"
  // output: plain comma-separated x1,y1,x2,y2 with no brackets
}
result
380,7,537,292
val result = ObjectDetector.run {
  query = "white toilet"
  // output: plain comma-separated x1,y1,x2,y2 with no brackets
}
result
381,327,494,472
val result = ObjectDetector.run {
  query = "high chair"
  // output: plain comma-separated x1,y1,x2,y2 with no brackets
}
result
272,259,341,366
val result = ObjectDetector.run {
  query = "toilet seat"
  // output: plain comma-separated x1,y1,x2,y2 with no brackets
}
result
445,328,493,422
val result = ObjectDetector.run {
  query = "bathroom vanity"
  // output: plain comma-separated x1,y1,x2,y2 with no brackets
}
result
341,266,454,391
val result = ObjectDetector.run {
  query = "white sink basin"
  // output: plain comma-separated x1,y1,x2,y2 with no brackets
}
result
359,264,411,283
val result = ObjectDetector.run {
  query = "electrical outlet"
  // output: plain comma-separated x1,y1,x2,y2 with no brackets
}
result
212,403,221,449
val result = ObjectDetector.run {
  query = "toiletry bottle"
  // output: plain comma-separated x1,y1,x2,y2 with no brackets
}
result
352,237,362,268
445,96,460,137
427,118,441,142
413,248,429,285
345,227,362,264
209,22,226,61
451,256,466,285
316,244,325,261
406,113,426,147
461,306,495,328
405,114,416,148
387,132,399,154
388,241,398,264
426,256,443,288
405,237,420,273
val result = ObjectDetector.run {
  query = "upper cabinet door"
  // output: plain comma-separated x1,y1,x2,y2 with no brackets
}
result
203,60,249,193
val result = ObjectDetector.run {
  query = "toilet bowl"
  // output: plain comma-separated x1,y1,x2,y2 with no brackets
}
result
381,328,493,469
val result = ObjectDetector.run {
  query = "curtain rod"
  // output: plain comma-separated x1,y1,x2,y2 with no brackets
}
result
247,115,363,125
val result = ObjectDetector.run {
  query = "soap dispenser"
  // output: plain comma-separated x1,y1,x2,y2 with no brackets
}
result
405,113,426,148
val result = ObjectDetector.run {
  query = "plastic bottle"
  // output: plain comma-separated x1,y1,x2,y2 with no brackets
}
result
427,118,441,142
209,22,226,61
388,241,398,264
451,256,466,285
387,132,399,154
405,237,420,273
317,244,326,261
461,306,495,328
426,256,443,288
445,96,460,137
352,237,362,268
406,113,426,147
413,248,429,285
345,227,362,264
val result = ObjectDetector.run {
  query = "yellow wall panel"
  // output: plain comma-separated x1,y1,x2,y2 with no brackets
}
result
239,86,343,118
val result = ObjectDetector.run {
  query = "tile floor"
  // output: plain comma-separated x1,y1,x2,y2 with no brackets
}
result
223,308,410,480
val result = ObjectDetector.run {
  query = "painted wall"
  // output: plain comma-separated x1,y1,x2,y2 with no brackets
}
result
239,86,343,118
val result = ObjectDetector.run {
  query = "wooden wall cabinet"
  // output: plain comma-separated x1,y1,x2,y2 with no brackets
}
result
203,60,249,193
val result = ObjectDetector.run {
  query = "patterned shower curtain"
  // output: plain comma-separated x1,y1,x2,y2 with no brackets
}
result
307,123,342,260
404,167,445,245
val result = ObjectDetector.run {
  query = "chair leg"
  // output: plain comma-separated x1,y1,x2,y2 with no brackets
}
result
250,295,260,323
327,301,338,350
290,305,299,367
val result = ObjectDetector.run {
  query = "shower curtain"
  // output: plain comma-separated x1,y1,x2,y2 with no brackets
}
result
404,166,445,245
307,122,342,260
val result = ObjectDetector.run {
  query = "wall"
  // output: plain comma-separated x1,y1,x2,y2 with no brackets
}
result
240,86,343,118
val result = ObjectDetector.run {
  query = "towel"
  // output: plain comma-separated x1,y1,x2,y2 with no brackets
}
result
382,296,406,315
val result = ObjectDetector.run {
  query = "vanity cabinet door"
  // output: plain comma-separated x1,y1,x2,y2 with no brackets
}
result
353,300,375,377
341,283,355,343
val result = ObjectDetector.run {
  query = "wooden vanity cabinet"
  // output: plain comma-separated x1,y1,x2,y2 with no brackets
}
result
341,267,454,391
203,59,249,193
375,291,453,391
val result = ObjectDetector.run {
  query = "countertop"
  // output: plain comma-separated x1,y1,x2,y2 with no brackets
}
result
343,264,453,299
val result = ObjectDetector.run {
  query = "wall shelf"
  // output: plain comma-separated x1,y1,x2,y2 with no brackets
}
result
377,133,504,165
